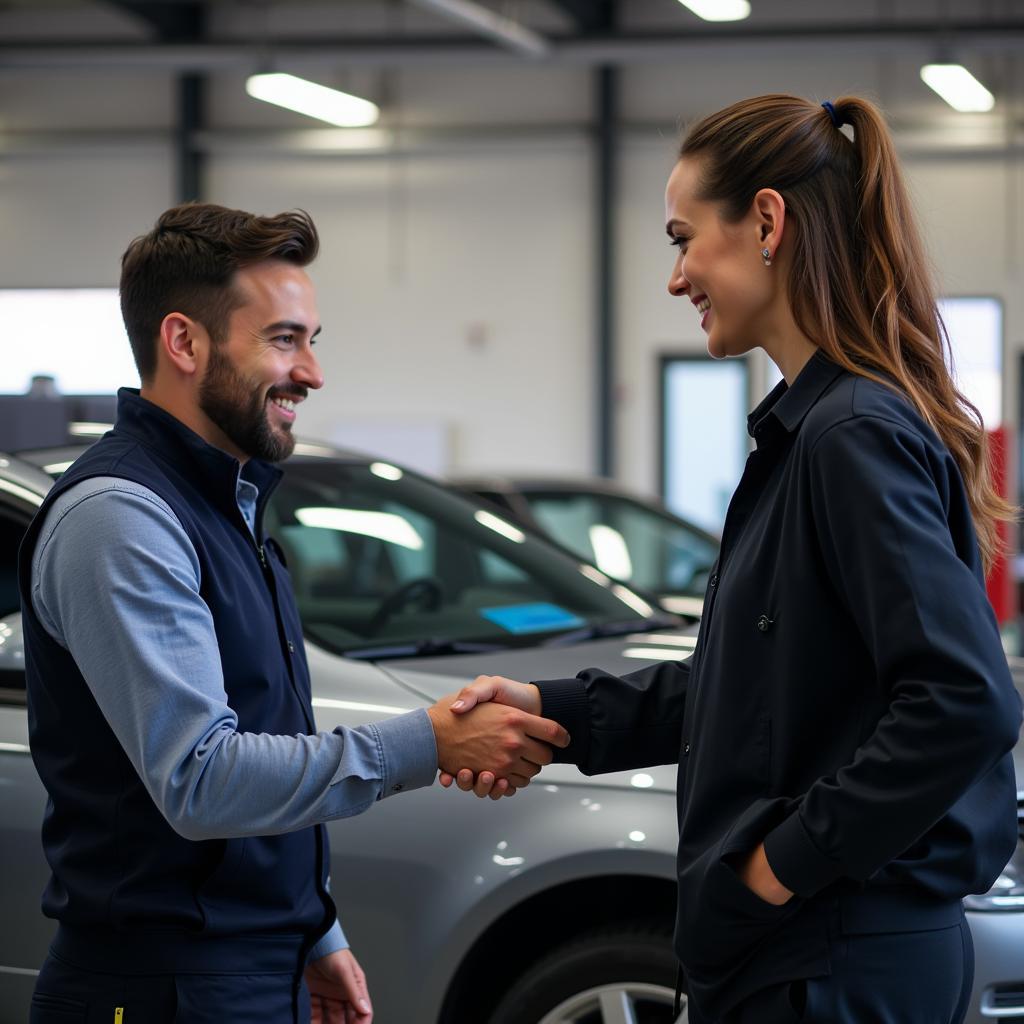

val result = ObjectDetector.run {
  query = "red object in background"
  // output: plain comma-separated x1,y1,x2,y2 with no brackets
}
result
985,426,1012,623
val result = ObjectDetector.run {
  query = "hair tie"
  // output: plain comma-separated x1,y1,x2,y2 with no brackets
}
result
821,101,842,128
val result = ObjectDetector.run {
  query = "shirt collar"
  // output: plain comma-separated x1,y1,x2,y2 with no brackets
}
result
748,348,845,445
112,387,283,516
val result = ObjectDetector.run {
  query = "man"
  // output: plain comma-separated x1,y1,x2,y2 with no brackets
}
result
19,203,568,1023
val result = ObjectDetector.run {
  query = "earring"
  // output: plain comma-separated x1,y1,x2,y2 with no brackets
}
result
761,247,772,266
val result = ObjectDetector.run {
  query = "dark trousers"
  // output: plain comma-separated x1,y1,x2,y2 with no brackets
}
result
688,917,975,1024
29,950,311,1024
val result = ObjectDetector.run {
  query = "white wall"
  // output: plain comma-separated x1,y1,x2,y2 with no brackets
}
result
205,141,593,473
0,33,1021,490
614,132,1024,499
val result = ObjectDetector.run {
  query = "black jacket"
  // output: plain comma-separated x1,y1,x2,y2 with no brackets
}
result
19,390,334,975
537,351,1022,1016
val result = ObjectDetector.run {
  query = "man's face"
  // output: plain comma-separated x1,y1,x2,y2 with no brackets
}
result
198,260,323,463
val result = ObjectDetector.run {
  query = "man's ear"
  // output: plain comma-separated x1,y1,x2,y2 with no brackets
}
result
752,187,787,256
157,312,206,378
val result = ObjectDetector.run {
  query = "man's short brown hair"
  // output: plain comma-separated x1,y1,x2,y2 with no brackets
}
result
119,203,319,381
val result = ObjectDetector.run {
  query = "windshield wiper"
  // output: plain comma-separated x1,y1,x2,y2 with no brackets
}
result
542,615,681,647
344,639,509,661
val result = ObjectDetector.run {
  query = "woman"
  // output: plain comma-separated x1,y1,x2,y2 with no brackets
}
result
443,94,1022,1024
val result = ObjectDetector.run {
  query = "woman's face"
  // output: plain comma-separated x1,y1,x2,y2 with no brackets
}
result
664,157,775,361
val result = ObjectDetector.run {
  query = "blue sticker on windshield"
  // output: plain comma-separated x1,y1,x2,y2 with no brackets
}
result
480,603,585,635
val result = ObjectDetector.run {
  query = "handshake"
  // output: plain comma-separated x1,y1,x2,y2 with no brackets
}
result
426,676,569,800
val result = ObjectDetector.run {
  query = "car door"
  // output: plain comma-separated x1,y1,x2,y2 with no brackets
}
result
0,483,53,1022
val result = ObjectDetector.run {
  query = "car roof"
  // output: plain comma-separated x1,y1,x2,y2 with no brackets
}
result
452,475,721,542
13,438,388,473
0,451,56,506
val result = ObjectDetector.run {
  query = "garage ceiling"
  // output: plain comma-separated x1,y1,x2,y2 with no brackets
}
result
1,0,1022,69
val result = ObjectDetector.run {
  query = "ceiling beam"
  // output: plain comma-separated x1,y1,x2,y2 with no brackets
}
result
103,1,205,42
547,0,616,34
3,19,1023,70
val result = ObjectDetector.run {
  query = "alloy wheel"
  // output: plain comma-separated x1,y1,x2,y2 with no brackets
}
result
536,982,685,1024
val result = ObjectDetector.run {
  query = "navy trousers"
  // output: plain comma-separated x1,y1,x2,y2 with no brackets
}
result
688,917,974,1024
29,950,311,1024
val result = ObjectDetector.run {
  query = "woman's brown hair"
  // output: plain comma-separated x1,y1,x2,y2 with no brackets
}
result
680,93,1013,571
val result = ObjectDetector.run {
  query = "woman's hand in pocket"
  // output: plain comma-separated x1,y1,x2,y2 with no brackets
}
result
736,842,794,906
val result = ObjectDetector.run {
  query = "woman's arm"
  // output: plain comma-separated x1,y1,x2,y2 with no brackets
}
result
763,413,1022,897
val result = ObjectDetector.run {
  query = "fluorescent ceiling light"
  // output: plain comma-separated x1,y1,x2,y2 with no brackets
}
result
611,585,655,619
294,507,423,549
408,0,550,57
658,595,705,618
578,564,611,587
588,524,633,581
623,646,691,661
474,509,526,543
245,73,379,127
369,462,403,482
0,478,44,507
920,64,995,113
676,0,751,22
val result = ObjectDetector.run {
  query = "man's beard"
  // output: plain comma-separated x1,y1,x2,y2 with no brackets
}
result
199,345,299,463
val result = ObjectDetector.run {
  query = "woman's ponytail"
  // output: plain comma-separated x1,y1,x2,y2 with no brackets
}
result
680,94,1014,572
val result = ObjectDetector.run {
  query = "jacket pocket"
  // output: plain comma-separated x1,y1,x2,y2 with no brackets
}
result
677,797,803,979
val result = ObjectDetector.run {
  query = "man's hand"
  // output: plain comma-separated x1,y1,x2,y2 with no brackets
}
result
427,687,568,792
305,948,372,1024
735,842,793,906
435,676,551,797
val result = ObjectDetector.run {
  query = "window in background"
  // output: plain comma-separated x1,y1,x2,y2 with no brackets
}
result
660,356,749,534
0,288,137,394
939,296,1002,427
762,297,1003,424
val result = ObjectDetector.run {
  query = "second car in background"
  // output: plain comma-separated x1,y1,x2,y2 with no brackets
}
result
454,475,720,620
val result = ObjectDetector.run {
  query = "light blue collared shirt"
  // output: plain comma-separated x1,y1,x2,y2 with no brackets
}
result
31,473,439,962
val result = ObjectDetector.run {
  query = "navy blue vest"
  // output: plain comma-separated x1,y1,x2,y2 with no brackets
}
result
18,389,334,974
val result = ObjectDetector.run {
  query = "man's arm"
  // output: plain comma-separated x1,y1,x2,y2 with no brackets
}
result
33,479,565,840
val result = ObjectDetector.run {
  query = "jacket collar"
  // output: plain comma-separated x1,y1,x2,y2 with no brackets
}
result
747,348,845,446
111,388,282,517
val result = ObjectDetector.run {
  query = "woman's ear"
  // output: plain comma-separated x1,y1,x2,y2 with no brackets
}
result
753,187,787,259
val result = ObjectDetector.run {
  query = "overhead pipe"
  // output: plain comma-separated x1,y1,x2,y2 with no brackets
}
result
405,0,550,58
3,20,1024,71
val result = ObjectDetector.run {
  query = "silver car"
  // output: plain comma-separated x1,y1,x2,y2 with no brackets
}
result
1,446,1022,1024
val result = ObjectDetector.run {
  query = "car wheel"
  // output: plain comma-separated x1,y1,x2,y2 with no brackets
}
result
488,925,686,1024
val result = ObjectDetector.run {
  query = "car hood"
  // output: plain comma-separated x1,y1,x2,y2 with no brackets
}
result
383,639,1024,798
378,632,690,699
378,631,691,793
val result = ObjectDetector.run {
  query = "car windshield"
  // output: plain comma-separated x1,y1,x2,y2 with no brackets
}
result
522,491,719,598
267,460,658,655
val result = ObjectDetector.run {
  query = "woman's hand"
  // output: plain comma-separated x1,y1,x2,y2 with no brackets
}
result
438,676,547,797
736,842,794,906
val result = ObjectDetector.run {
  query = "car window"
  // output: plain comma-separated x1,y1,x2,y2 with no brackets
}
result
524,492,718,598
265,462,650,654
0,512,24,620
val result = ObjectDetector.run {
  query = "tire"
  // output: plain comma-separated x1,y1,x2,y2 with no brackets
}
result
488,924,687,1024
